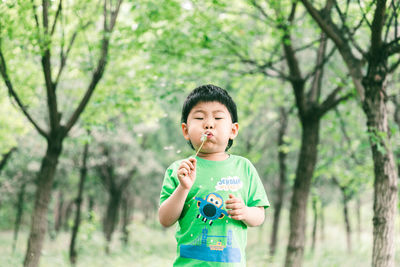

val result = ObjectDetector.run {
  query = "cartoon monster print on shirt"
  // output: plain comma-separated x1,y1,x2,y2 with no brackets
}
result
194,193,228,226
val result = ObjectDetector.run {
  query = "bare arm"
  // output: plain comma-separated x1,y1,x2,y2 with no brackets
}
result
158,158,197,227
225,194,265,227
158,185,190,227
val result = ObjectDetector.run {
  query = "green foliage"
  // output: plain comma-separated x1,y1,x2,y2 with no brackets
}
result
0,0,398,266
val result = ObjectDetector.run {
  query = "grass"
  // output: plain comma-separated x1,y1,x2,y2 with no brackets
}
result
1,204,400,267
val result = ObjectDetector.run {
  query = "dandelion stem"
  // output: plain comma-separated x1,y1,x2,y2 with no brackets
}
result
194,134,208,157
195,139,206,157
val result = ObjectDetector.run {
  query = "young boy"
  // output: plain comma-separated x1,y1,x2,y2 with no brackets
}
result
159,84,269,266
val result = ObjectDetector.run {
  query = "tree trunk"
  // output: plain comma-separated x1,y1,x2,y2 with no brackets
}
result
270,107,289,256
54,191,64,233
69,142,89,265
285,120,320,267
319,204,325,241
356,197,361,242
333,177,353,253
311,196,317,252
103,190,122,253
12,182,26,253
24,139,63,267
342,192,352,253
121,192,133,246
88,196,94,221
362,85,398,267
63,200,74,231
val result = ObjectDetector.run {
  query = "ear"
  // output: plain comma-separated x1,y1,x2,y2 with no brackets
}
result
182,123,190,140
229,123,239,140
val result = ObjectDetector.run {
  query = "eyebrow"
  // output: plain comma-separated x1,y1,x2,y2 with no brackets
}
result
192,109,226,114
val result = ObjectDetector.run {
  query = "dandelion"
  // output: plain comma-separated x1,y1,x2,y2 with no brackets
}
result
195,133,208,157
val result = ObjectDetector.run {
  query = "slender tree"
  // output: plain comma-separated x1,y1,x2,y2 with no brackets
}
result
121,189,134,246
300,1,400,266
54,191,64,234
69,139,89,265
310,194,318,252
0,1,122,266
245,3,353,266
96,145,136,253
332,176,353,253
270,107,290,256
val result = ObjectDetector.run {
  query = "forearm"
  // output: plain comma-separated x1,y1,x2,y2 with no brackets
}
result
243,206,265,227
158,185,190,227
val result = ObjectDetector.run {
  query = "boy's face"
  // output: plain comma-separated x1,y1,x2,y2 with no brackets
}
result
182,101,239,156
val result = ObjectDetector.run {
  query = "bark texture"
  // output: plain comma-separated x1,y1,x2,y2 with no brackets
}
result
285,121,320,267
24,139,63,267
12,182,26,253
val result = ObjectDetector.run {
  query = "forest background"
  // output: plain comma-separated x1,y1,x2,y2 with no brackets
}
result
0,0,400,267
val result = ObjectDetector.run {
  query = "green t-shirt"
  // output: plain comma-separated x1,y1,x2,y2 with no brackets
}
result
160,155,270,266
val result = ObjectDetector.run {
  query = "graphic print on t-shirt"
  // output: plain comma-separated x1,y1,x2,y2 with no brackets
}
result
194,192,228,226
215,176,243,192
180,227,241,263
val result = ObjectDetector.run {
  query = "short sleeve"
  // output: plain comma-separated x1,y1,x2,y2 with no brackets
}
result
159,162,180,206
247,162,270,209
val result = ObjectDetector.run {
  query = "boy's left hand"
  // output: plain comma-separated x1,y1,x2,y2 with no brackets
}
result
225,194,248,221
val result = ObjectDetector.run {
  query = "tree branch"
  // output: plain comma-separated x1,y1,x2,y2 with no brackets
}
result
64,0,123,135
50,0,63,36
300,0,345,47
334,107,363,165
370,0,387,58
357,0,373,28
249,0,275,25
30,0,41,31
318,86,354,117
278,3,307,117
41,0,60,131
54,22,91,89
385,37,400,56
30,0,43,47
54,30,78,89
388,56,400,73
0,147,17,174
300,0,365,100
0,48,49,138
384,0,399,42
308,32,328,105
304,45,336,82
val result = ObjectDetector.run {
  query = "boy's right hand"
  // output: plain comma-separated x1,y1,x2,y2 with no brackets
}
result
177,157,197,190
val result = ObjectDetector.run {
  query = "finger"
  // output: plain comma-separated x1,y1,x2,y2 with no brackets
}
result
178,168,189,178
189,158,197,169
181,161,194,171
230,215,244,221
227,209,244,216
186,159,195,170
226,198,240,205
226,203,242,210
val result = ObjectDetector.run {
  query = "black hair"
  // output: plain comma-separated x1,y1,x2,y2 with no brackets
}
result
181,84,238,151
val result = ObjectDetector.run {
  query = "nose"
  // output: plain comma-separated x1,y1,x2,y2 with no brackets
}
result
204,118,214,129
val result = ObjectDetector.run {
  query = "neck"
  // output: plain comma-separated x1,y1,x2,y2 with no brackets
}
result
196,151,229,161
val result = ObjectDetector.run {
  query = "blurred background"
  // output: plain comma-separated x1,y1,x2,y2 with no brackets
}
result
0,0,399,266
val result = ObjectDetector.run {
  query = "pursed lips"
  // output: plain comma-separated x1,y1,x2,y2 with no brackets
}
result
204,131,214,138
